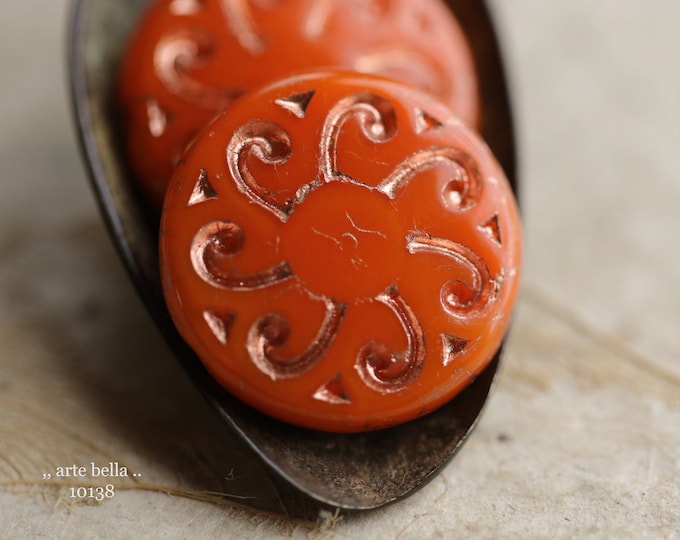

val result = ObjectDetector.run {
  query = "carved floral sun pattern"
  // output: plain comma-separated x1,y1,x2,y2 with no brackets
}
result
118,0,479,208
160,73,521,432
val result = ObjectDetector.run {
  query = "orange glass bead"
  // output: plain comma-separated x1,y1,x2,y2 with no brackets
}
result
118,0,479,209
159,71,521,432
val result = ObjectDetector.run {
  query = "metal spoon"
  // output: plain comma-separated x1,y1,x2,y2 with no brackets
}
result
68,0,517,519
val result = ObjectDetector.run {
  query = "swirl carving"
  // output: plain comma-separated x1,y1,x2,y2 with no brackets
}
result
154,29,244,109
218,0,268,54
355,286,425,393
406,232,498,320
378,146,482,209
247,299,347,380
320,92,398,185
227,120,297,222
191,220,293,290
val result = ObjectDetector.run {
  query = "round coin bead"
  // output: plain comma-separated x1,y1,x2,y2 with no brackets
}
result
159,71,520,432
118,0,480,209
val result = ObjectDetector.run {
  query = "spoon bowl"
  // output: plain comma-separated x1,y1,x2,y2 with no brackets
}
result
69,0,516,518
